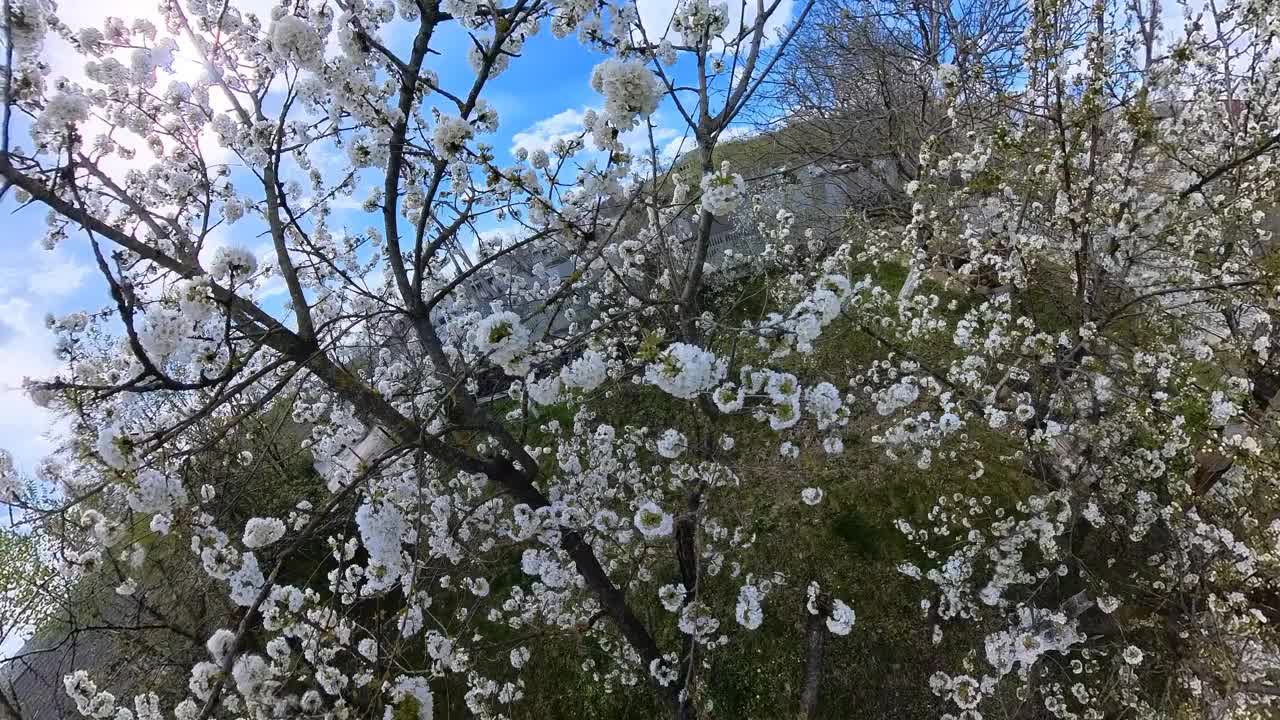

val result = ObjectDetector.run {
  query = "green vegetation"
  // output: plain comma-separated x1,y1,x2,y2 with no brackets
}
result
537,268,1042,718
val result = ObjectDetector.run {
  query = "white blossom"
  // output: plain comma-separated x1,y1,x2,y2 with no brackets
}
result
242,517,286,549
656,428,688,458
801,487,824,505
826,600,855,635
645,343,725,399
700,162,746,216
589,58,660,127
634,500,673,539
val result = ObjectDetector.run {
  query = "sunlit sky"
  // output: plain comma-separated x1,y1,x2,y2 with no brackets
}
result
0,0,794,474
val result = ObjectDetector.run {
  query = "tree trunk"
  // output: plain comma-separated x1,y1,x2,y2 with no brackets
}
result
798,606,828,719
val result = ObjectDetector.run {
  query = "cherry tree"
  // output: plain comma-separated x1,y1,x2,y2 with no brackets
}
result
3,0,1280,716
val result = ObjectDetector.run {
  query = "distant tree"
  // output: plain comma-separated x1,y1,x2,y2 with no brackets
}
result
758,0,1029,215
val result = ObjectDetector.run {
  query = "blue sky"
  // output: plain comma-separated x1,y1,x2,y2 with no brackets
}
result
0,0,791,473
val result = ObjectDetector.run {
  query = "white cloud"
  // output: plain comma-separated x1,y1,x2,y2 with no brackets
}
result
630,123,683,162
655,132,696,165
511,106,685,166
0,296,65,472
0,245,92,472
25,255,92,298
511,108,590,157
659,133,694,164
0,243,93,302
